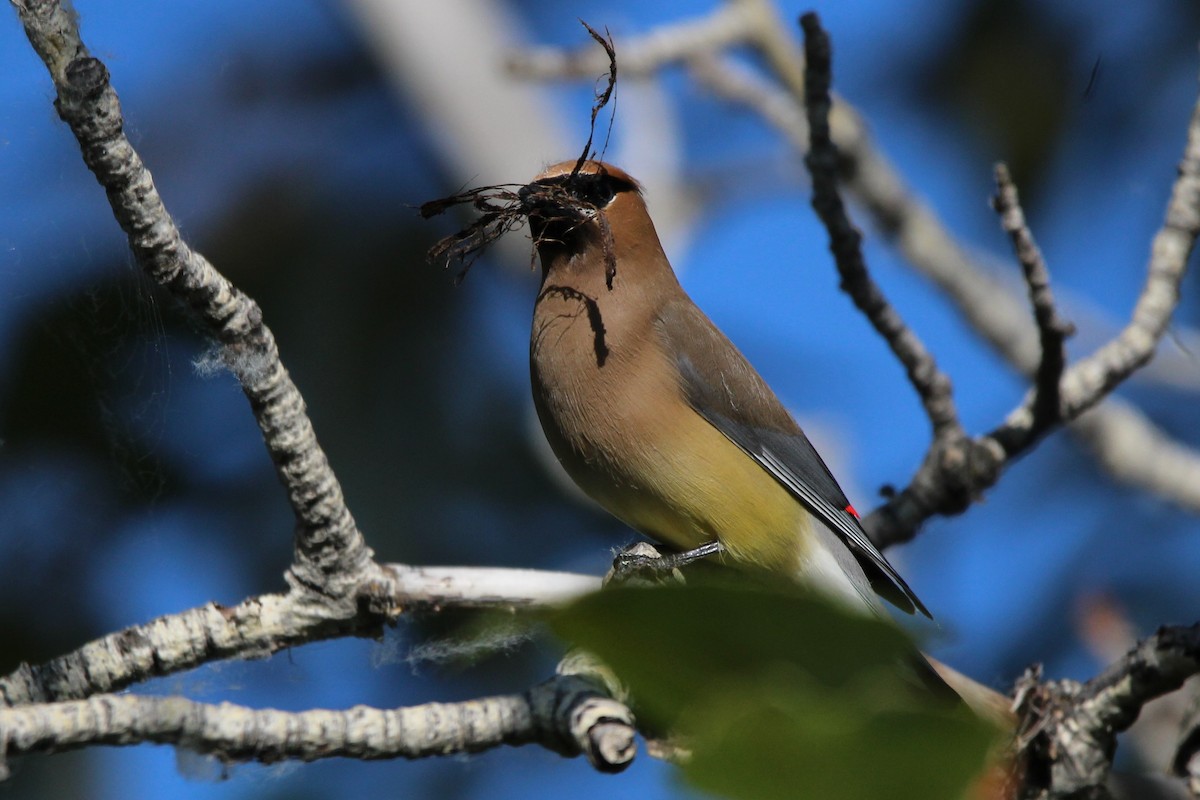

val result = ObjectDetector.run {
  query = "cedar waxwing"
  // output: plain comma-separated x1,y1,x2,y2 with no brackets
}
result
523,159,930,620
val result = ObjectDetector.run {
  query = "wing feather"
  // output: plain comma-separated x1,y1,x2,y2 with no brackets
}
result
657,299,931,617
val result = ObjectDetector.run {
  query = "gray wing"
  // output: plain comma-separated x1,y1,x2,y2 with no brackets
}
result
657,298,930,617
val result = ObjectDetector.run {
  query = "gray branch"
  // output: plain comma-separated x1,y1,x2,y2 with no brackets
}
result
13,0,369,597
718,16,1199,546
1015,624,1200,798
0,675,636,779
667,25,1200,520
6,0,636,777
0,565,600,708
988,163,1074,453
798,12,961,440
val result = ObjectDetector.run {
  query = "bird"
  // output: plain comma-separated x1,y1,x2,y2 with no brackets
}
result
521,159,930,621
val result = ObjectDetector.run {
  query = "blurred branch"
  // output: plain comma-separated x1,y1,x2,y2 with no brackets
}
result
1070,402,1200,509
1175,697,1200,797
344,0,570,193
507,0,802,98
0,675,635,779
1015,624,1200,798
509,1,754,79
1077,594,1200,777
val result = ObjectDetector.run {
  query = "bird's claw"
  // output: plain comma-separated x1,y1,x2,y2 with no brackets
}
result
605,540,724,587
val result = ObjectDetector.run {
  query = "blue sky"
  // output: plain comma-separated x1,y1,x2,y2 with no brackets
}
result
1,1,1198,797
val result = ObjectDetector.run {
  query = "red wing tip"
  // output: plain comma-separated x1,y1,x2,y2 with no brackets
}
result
844,504,860,519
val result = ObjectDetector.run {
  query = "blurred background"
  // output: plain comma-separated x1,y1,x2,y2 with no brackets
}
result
1,0,1199,797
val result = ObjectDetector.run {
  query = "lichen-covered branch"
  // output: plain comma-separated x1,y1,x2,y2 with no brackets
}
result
5,0,637,780
0,565,600,708
0,675,636,779
12,0,370,596
0,593,306,707
1015,624,1200,798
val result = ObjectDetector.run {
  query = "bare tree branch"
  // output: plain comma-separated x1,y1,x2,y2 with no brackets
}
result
996,96,1199,446
718,12,1200,518
795,12,1004,543
1016,624,1200,798
988,163,1074,453
0,565,600,708
799,12,960,440
797,22,1198,795
375,564,602,611
547,8,1200,518
0,675,636,779
4,2,638,777
13,0,369,599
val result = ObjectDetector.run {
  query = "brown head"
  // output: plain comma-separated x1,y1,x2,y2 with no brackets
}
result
520,160,674,292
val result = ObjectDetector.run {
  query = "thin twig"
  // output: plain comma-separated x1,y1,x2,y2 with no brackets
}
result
990,69,1200,456
870,69,1200,545
798,12,960,437
988,162,1074,454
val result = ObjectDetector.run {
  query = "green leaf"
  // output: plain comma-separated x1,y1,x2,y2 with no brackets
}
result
550,581,1000,800
552,581,920,724
683,672,995,800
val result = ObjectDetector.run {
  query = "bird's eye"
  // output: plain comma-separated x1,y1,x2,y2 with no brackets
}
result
576,175,616,207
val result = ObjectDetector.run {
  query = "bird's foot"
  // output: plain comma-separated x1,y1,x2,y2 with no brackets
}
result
606,540,724,587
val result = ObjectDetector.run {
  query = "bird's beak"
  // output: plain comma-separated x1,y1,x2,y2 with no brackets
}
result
518,181,550,218
517,183,535,211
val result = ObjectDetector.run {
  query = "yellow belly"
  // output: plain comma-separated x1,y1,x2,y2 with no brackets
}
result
531,284,810,575
592,407,810,574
